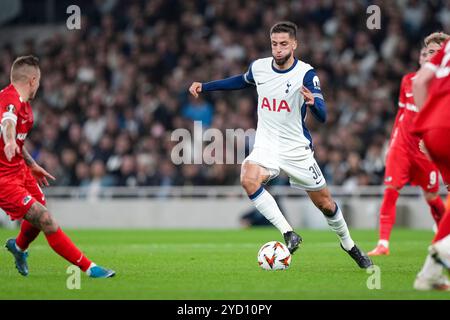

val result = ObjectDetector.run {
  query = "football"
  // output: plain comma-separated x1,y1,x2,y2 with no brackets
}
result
257,241,292,270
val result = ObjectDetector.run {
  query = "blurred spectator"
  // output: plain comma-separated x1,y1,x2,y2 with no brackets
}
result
81,160,116,198
83,104,107,146
117,155,138,187
182,96,214,127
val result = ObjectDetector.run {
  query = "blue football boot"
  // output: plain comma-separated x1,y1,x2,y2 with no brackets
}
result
5,238,29,276
87,264,116,278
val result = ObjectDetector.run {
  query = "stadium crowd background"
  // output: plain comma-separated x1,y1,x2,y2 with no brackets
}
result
1,0,450,192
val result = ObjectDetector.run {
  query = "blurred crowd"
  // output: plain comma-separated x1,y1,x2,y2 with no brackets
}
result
1,0,449,191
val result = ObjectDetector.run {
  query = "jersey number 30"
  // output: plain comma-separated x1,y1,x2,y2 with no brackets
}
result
309,163,322,180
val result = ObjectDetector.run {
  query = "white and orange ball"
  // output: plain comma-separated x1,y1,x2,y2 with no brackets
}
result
257,241,291,270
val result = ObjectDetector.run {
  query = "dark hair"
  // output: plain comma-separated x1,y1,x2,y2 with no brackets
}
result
11,55,39,82
270,21,297,39
12,55,39,69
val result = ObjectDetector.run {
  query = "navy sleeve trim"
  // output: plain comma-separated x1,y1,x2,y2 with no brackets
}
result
244,61,255,84
303,69,327,123
202,74,252,91
309,98,326,123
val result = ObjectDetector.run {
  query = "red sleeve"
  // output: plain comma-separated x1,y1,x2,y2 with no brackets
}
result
388,76,407,145
0,95,21,126
397,75,407,109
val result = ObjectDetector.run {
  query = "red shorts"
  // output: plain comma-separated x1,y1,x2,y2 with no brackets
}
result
0,166,46,221
384,145,439,192
422,128,450,186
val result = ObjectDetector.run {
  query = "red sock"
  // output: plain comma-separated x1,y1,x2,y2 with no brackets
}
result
45,228,92,272
379,188,399,241
433,209,450,243
16,220,40,251
427,196,445,225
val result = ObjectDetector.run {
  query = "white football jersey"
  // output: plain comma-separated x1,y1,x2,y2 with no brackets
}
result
243,57,324,160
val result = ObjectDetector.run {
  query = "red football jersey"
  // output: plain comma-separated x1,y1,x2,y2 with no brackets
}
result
389,72,421,154
415,39,450,133
0,84,34,174
388,75,406,146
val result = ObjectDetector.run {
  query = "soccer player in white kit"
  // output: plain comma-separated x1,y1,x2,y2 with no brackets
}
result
189,21,372,268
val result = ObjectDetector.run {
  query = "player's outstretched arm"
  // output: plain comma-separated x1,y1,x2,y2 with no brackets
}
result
189,74,254,98
414,43,446,110
22,146,36,167
189,82,202,98
2,119,20,162
413,66,434,110
23,146,56,187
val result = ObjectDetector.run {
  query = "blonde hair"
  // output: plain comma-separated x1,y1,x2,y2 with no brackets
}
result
11,55,39,83
424,32,450,47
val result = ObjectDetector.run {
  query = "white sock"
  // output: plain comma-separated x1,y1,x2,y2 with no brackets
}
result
324,204,355,251
433,234,450,267
418,253,442,279
85,262,96,275
434,234,450,252
15,243,25,252
250,187,293,234
378,240,389,248
432,223,438,234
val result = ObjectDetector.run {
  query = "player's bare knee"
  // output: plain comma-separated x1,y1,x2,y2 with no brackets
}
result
25,202,59,233
386,185,401,192
240,174,260,195
424,192,438,201
40,212,59,234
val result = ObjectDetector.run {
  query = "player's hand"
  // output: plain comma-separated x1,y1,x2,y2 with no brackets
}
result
419,139,431,159
29,163,56,187
189,82,202,98
300,86,314,105
4,141,20,162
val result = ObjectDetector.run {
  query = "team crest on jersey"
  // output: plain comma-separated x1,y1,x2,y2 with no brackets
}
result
23,195,32,205
313,76,321,90
285,81,292,94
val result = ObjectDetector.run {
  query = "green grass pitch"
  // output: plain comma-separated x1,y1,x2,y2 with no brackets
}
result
0,228,448,300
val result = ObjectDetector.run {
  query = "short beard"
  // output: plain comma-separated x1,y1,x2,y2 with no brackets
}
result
273,53,291,67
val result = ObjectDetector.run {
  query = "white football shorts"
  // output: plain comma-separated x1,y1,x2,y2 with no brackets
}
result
243,147,327,191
